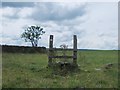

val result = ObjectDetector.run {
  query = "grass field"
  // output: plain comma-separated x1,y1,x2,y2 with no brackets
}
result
2,50,118,88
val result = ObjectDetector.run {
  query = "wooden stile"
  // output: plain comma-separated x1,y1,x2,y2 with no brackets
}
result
48,35,77,66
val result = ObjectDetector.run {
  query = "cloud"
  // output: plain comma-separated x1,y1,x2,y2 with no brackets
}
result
2,2,35,8
2,7,20,19
30,2,86,21
2,6,34,19
73,2,118,50
1,17,40,46
1,2,118,50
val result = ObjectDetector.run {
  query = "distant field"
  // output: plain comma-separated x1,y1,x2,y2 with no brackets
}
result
2,50,118,88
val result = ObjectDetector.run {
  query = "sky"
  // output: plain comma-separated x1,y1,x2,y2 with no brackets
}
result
0,1,118,50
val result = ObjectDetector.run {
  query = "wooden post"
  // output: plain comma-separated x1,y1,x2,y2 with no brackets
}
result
48,35,53,66
73,35,77,65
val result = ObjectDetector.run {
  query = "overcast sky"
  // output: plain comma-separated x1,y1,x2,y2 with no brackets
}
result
1,2,118,50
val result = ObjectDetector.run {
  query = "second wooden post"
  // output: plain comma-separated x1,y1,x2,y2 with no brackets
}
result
48,35,53,66
73,35,77,65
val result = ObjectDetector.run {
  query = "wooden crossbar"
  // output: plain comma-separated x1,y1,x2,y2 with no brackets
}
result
49,48,74,51
49,56,73,58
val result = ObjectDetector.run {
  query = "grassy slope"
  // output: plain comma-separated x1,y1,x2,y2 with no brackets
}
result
2,50,118,88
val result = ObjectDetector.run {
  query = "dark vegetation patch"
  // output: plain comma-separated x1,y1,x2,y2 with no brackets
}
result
1,45,46,53
47,62,79,76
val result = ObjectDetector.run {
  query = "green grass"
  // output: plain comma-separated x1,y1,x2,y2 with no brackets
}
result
2,50,118,88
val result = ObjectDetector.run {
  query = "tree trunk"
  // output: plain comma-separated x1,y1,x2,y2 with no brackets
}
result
31,40,38,47
31,42,34,47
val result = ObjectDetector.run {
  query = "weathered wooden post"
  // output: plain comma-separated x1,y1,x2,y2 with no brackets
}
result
48,35,53,66
73,35,77,65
